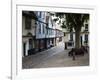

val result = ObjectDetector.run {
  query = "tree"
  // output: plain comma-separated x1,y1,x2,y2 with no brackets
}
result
55,13,89,48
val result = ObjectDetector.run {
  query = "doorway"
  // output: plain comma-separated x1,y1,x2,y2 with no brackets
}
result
80,36,82,47
23,43,26,57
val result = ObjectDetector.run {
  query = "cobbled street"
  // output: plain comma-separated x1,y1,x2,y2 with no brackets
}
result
22,41,89,69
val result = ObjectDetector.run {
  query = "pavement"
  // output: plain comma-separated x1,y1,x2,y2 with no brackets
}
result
22,41,89,69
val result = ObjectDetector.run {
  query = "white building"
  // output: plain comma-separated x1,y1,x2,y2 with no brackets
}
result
22,11,37,57
63,20,89,48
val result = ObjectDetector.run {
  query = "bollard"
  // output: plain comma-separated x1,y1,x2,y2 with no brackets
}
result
72,52,75,60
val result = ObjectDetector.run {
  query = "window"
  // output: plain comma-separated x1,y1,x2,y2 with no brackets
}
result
43,24,45,34
64,32,66,36
46,16,49,23
25,17,31,29
39,12,42,18
70,33,73,41
43,12,45,19
38,23,41,34
85,24,88,31
85,34,88,43
47,28,49,35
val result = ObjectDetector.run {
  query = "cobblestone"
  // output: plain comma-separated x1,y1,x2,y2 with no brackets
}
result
22,42,89,69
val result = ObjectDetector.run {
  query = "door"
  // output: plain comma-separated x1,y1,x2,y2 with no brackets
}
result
80,36,82,46
29,39,33,49
23,43,26,57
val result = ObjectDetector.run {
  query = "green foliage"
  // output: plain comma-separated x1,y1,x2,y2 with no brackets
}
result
55,13,65,18
55,13,89,30
53,18,59,22
66,13,89,29
61,25,66,28
61,21,68,29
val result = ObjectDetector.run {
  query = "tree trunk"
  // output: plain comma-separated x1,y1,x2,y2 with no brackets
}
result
75,28,81,48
